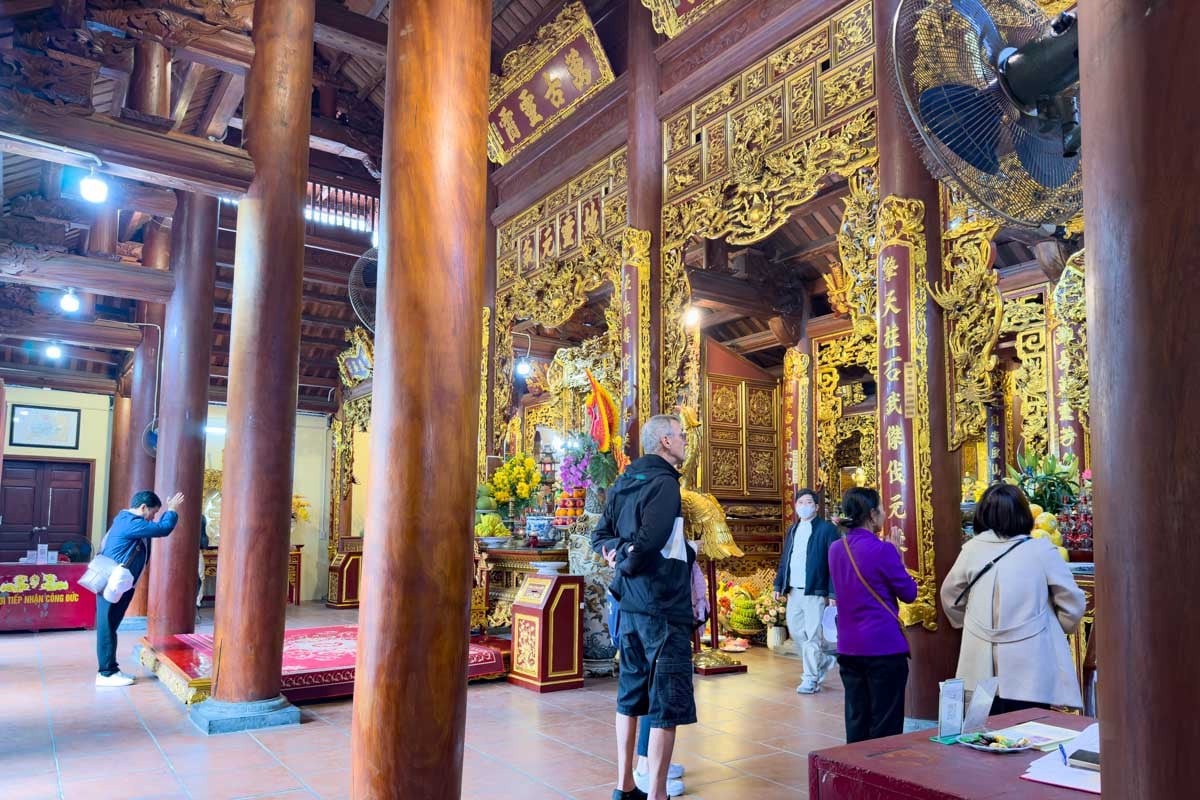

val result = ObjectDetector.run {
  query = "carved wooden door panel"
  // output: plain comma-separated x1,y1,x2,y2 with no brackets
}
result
705,378,744,496
703,376,782,501
745,381,780,499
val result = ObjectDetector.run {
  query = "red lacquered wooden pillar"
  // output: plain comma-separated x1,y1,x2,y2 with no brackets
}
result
1080,1,1200,795
349,0,490,796
123,38,172,621
207,0,314,713
873,0,962,720
123,221,168,620
148,191,218,639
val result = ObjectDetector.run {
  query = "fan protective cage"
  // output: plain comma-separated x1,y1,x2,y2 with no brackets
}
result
891,0,1082,227
348,247,377,333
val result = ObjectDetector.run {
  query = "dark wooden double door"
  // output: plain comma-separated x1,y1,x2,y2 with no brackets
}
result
0,460,91,562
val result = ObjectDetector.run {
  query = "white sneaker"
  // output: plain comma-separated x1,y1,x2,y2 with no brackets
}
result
96,672,134,687
668,762,685,780
634,767,685,797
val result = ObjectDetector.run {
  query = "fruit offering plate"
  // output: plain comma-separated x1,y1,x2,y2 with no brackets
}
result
530,561,568,574
956,732,1034,753
719,637,750,653
478,537,511,548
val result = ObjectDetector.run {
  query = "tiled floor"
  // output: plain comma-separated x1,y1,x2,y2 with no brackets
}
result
0,603,847,799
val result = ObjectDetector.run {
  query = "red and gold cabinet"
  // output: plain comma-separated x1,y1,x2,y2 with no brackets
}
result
507,573,583,693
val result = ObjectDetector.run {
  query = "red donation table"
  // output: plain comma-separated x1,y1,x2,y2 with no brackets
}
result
0,563,95,632
507,572,583,693
809,709,1095,799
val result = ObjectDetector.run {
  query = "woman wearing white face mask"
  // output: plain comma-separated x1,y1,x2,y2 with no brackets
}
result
772,488,841,693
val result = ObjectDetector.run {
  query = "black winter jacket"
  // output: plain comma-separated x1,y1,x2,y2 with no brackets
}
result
772,516,840,598
590,454,693,625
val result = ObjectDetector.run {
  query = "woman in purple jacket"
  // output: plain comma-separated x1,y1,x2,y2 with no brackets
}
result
827,487,917,743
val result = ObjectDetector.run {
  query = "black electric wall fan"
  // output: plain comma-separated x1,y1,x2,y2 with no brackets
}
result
890,0,1083,228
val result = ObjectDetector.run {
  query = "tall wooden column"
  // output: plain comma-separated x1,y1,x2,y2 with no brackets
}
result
123,37,171,622
194,0,314,734
1081,3,1200,796
349,1,490,796
148,192,217,639
123,221,167,622
106,372,132,527
626,0,662,425
873,0,961,720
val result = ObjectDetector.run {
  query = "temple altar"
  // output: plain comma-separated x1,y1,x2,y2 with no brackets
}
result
200,546,303,608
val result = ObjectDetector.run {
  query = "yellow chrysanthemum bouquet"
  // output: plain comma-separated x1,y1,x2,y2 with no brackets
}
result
291,495,311,522
487,452,541,517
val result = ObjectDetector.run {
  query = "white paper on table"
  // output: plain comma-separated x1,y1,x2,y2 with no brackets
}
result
963,677,998,733
1021,725,1101,794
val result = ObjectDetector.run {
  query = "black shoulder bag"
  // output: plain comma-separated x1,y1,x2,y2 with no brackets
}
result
953,536,1028,607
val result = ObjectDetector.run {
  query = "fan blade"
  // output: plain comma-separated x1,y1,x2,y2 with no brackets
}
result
1013,114,1079,189
951,0,1003,63
919,83,1004,174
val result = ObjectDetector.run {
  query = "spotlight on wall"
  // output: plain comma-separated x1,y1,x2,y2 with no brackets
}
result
79,168,109,204
683,306,702,328
515,358,532,377
59,288,81,313
44,343,64,360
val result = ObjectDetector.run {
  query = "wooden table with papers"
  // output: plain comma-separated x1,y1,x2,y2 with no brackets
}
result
808,709,1097,799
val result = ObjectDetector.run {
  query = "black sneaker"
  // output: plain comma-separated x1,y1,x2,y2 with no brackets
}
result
612,789,648,800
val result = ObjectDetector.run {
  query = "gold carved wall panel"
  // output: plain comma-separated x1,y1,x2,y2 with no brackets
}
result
1001,291,1051,457
639,0,733,38
1052,250,1089,435
659,0,878,411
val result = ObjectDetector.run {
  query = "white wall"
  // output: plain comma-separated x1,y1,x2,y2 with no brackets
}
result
203,405,332,601
2,387,113,545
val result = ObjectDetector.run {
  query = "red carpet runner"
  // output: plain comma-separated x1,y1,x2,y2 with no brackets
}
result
154,625,505,702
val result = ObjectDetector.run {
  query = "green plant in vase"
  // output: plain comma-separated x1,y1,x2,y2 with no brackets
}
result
1005,450,1080,514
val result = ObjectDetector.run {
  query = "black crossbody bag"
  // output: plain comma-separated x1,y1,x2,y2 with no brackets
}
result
953,536,1028,607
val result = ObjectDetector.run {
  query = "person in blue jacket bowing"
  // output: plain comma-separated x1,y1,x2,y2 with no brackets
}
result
94,489,183,687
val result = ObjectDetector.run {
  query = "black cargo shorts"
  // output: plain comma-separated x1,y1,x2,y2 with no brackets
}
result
616,610,697,729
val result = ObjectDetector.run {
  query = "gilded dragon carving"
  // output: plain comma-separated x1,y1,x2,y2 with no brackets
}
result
929,218,1003,450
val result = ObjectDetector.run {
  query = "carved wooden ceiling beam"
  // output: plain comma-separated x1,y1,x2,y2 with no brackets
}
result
0,100,254,194
0,338,119,366
0,362,116,394
723,328,783,355
314,0,388,62
0,239,176,301
210,302,355,331
209,362,340,389
686,267,781,320
0,315,144,350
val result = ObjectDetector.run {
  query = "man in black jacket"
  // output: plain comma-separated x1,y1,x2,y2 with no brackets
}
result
592,414,695,800
773,488,840,693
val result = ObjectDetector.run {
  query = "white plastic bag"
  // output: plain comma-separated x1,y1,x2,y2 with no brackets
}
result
820,604,839,648
102,564,135,602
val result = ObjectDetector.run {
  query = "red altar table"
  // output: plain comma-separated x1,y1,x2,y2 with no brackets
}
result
809,709,1095,799
0,563,94,632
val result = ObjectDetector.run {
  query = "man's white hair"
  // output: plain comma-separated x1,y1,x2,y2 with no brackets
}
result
641,414,681,455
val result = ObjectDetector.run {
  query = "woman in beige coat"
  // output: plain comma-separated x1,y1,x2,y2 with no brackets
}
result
940,484,1086,711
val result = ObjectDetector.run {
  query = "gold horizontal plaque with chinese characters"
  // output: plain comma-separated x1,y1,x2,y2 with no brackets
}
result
488,1,615,166
639,0,733,38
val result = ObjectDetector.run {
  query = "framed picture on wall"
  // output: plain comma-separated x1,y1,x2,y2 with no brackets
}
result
8,405,81,450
